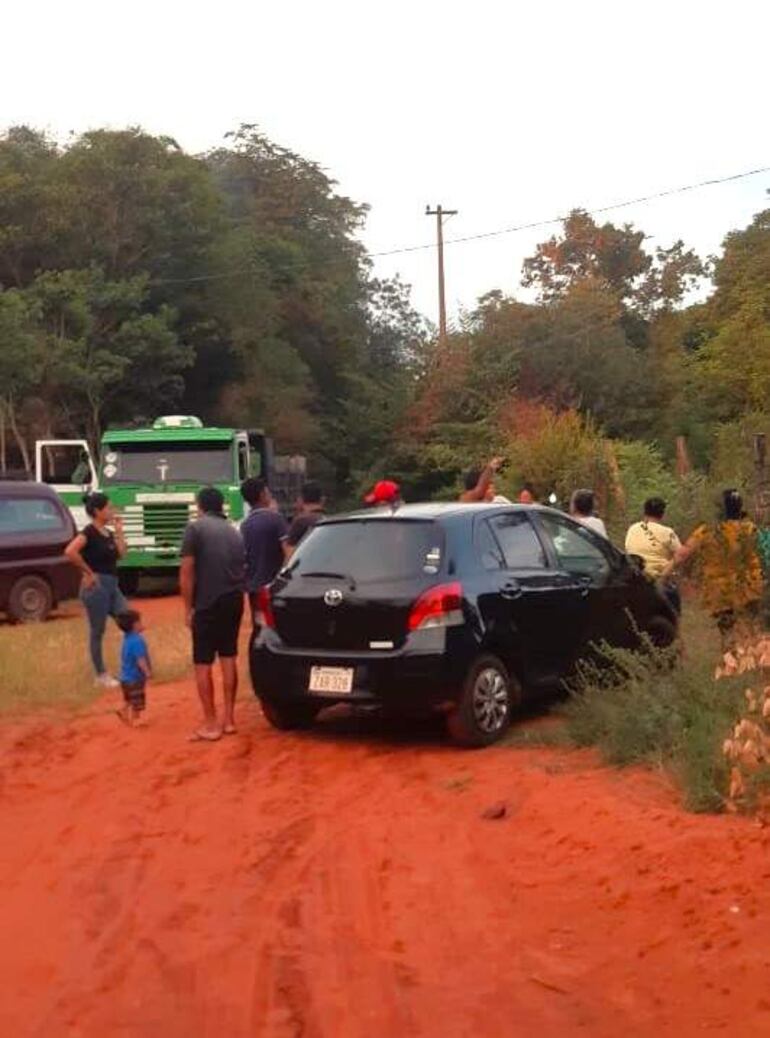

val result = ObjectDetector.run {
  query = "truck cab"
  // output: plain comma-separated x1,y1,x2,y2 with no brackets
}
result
38,416,273,593
34,439,97,531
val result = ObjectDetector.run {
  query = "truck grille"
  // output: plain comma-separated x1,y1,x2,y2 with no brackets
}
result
142,504,190,547
122,501,196,553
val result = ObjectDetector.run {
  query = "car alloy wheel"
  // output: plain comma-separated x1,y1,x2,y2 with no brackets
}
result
471,667,509,733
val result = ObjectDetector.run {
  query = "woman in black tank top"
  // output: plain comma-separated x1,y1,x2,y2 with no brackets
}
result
65,492,128,685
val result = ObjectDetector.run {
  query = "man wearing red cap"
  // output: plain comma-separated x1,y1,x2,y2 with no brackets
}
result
364,480,402,507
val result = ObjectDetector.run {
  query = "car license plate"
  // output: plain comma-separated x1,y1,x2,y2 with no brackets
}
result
308,666,354,695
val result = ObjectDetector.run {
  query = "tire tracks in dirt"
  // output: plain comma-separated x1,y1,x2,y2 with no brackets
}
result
3,657,770,1036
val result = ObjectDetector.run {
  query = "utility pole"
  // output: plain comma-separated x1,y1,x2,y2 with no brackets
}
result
425,204,457,346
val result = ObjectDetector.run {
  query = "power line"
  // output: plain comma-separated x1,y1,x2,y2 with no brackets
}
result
373,164,770,257
149,163,770,286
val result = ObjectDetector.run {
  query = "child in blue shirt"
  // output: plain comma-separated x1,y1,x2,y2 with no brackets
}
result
116,610,151,726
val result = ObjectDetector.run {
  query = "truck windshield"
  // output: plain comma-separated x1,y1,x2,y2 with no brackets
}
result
101,442,233,485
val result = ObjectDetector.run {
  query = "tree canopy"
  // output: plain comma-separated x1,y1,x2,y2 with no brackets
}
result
0,124,429,495
1,121,769,516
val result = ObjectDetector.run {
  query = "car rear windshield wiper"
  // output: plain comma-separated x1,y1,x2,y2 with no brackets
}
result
300,570,357,589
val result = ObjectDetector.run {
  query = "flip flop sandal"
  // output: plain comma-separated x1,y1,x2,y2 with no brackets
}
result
188,729,222,742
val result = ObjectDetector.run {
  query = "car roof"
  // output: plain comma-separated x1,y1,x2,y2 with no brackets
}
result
326,502,557,523
0,480,63,500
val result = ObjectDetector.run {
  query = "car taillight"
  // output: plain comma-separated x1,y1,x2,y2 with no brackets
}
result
256,585,276,629
408,582,464,631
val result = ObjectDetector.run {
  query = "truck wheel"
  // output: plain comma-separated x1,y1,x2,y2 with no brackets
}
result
261,700,320,731
8,575,53,623
446,654,519,748
118,571,140,596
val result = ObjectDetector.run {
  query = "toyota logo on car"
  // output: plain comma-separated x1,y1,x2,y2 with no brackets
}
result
324,588,343,607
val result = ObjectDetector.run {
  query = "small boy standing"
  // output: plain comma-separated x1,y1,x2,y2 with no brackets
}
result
116,610,151,726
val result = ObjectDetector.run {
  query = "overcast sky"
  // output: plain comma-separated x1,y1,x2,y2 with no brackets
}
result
3,0,768,321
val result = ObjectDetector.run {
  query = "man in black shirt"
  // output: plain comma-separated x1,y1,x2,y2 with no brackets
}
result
240,478,289,620
180,486,245,741
286,481,326,557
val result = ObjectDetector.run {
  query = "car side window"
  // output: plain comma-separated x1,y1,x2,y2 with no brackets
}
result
476,519,505,570
538,514,611,583
489,513,547,569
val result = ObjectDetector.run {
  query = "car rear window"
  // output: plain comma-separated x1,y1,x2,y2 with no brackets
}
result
291,520,444,583
0,497,66,535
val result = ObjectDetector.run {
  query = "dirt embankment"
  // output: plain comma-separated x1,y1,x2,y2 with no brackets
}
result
2,596,770,1037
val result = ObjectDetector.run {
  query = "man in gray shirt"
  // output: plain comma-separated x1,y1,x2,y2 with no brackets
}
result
180,486,245,741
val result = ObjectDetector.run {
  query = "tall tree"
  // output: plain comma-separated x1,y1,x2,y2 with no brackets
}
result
22,268,189,447
0,289,41,469
204,125,429,491
0,127,60,288
688,208,770,422
522,210,650,304
522,209,703,319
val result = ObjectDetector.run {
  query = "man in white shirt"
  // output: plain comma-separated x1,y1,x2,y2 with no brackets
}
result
570,488,608,538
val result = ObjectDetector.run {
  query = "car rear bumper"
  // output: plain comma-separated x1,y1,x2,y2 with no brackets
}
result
250,626,477,714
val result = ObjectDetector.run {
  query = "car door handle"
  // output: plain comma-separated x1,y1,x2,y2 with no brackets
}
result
501,582,524,600
570,577,592,598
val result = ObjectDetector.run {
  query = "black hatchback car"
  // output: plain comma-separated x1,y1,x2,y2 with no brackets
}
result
0,481,79,621
250,503,677,746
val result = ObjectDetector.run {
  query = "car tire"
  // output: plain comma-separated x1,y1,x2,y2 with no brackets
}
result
645,616,678,650
8,575,54,623
261,699,320,731
446,654,519,748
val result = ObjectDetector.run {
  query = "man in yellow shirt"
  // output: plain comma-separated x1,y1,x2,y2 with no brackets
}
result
625,497,682,611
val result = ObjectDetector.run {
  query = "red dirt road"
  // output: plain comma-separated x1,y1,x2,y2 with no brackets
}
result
2,599,770,1036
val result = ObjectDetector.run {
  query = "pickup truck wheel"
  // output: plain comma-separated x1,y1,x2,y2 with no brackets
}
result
261,700,320,731
447,654,519,748
8,575,53,623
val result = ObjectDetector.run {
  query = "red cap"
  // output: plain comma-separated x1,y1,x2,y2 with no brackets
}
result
364,480,401,505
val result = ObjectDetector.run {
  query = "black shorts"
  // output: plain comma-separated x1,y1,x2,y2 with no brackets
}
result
192,591,244,665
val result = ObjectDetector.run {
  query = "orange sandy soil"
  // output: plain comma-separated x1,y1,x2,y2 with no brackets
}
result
2,596,770,1037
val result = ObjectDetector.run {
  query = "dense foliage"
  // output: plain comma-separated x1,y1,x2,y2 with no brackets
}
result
0,125,427,496
1,121,769,514
384,196,770,532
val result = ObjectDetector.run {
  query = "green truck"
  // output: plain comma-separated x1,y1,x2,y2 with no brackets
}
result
36,416,274,592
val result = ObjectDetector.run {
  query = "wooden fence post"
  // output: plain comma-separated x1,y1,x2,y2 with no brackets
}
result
753,434,769,524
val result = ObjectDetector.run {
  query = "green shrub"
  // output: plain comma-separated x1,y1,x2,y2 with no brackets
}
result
711,412,770,492
497,407,613,508
562,628,745,812
611,439,714,541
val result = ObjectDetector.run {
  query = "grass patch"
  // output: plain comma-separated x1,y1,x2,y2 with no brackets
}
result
502,722,571,749
561,605,746,812
0,605,191,716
